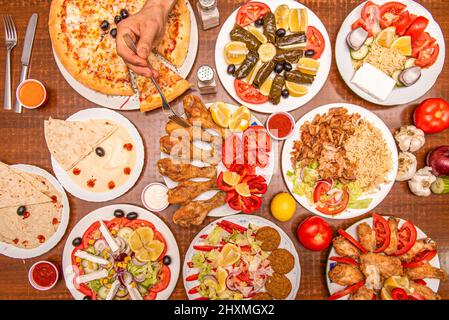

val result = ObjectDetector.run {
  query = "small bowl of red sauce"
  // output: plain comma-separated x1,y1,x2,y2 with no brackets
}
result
266,112,295,141
28,261,59,291
16,79,47,109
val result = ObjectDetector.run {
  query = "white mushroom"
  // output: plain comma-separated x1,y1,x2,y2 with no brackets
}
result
408,167,437,197
396,152,418,181
394,125,425,152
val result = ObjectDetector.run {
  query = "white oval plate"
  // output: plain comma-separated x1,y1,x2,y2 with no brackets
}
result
0,164,70,259
215,0,332,114
62,204,180,300
335,0,445,106
52,0,199,111
282,103,398,220
326,216,441,300
183,214,301,300
160,102,275,217
51,108,144,202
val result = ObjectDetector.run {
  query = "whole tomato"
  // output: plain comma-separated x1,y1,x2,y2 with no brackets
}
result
297,216,333,251
413,98,449,134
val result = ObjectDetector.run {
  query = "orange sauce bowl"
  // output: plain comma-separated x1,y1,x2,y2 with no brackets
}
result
16,79,47,109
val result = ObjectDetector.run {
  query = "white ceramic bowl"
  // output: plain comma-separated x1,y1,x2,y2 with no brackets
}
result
141,182,169,212
28,261,59,291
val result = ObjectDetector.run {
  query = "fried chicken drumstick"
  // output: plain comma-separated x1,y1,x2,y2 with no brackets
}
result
183,95,225,136
167,179,217,205
165,120,217,143
160,136,220,165
157,158,217,182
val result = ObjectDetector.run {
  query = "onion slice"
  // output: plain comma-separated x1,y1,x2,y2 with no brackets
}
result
347,27,369,51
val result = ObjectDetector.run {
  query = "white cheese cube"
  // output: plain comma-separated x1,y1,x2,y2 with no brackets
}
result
351,63,396,101
75,269,109,284
74,250,109,265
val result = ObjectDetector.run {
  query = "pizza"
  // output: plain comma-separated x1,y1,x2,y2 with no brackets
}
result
48,0,192,112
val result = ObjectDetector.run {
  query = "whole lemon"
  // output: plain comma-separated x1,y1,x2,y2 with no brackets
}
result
270,192,296,222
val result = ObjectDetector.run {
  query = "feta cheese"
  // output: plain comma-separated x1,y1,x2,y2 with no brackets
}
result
99,220,120,253
351,63,396,101
105,280,120,300
74,250,109,265
126,284,143,300
75,269,109,284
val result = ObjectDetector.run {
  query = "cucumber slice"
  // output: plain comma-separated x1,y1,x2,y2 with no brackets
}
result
405,58,416,69
391,70,403,87
117,227,134,241
431,176,449,194
365,37,374,46
350,45,369,61
98,286,109,300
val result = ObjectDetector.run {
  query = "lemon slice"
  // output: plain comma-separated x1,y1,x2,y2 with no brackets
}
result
235,183,251,197
258,43,276,63
299,9,308,32
296,57,320,76
383,276,410,292
223,171,241,186
289,8,301,32
375,26,396,48
247,25,268,44
275,5,290,30
128,230,144,252
224,41,249,65
285,81,308,97
145,240,165,261
135,248,152,262
391,36,412,56
259,77,273,96
380,287,393,300
217,243,241,267
136,227,154,245
211,102,231,128
215,267,228,293
229,106,251,132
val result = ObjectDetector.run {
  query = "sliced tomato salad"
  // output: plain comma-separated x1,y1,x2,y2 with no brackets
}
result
392,220,417,256
234,79,269,104
306,26,326,59
378,1,407,29
236,1,270,27
372,213,391,253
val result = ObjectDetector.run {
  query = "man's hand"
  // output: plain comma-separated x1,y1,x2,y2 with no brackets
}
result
116,1,175,77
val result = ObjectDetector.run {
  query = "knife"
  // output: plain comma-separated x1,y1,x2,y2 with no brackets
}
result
14,13,38,114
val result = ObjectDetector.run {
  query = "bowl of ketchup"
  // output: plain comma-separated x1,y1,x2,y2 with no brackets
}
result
28,261,59,291
266,112,295,141
16,79,47,109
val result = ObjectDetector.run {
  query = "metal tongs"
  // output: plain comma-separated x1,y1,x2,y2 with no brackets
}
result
122,34,190,128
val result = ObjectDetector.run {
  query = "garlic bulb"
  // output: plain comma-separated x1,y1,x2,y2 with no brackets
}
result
408,167,436,197
394,125,425,152
396,152,417,181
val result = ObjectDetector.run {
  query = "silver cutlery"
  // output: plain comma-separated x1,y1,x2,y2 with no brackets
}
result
122,33,190,128
3,15,17,110
14,13,38,114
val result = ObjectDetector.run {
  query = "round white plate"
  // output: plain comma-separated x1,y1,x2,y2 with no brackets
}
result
215,0,332,114
282,103,398,220
51,108,144,202
183,214,301,300
62,204,180,300
53,0,199,111
0,164,70,259
160,103,276,217
326,216,441,300
336,0,445,106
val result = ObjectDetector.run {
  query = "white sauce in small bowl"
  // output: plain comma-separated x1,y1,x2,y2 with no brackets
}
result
141,183,169,212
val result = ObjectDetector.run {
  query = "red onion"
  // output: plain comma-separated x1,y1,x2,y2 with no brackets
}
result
426,146,449,176
131,255,147,267
94,239,108,252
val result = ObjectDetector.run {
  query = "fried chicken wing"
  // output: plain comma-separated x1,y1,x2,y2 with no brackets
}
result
165,120,217,143
167,179,217,205
405,263,447,280
409,282,441,300
173,191,227,227
157,158,217,182
384,217,399,256
183,95,224,136
360,253,403,290
350,286,374,300
333,236,360,258
357,222,376,252
328,263,364,286
160,136,220,165
400,238,436,263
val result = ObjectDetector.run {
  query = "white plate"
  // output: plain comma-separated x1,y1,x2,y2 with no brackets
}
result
282,103,398,220
62,204,180,300
335,0,445,106
215,0,332,114
53,0,199,111
51,108,144,202
326,216,441,300
160,103,276,217
183,214,301,300
0,164,70,259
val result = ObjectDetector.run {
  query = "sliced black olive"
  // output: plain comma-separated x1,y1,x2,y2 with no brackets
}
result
275,28,286,37
114,209,125,218
281,89,290,98
110,28,117,38
72,237,82,247
100,20,110,31
120,9,129,19
17,205,26,216
227,64,236,75
83,296,92,300
274,62,284,74
254,18,264,27
126,212,138,220
114,15,122,24
95,147,105,157
305,49,316,58
163,255,172,266
283,61,293,72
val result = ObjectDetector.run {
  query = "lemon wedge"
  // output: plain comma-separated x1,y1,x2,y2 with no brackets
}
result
211,102,231,128
289,8,301,32
216,267,228,293
275,5,290,30
375,26,396,48
285,81,308,97
299,9,308,32
259,77,273,96
383,276,410,292
296,57,320,75
247,25,268,44
229,105,251,132
223,171,241,186
235,183,251,197
224,41,249,65
217,243,241,267
391,36,412,56
145,240,165,261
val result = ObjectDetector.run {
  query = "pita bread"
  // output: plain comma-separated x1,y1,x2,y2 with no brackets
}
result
44,118,117,171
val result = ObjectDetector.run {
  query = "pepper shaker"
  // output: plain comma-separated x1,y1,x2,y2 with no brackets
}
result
197,65,217,94
196,0,220,30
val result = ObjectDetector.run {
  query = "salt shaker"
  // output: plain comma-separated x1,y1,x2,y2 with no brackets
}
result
196,0,220,30
197,65,217,94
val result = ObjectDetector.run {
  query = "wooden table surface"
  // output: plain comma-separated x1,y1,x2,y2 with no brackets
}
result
0,0,448,300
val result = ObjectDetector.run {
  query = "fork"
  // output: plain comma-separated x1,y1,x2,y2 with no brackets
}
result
122,34,190,128
3,15,17,110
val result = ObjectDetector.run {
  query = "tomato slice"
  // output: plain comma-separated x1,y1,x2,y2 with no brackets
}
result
392,10,413,36
329,256,359,266
338,229,368,254
416,43,439,68
352,18,371,35
218,220,247,233
124,219,155,230
360,1,380,35
217,172,238,192
313,179,332,203
411,32,435,58
305,26,325,59
153,230,167,261
144,291,157,300
378,1,407,29
316,187,349,216
234,79,268,104
405,16,429,42
402,250,437,268
392,220,417,256
372,213,391,253
81,221,100,248
328,281,365,300
235,1,271,27
150,265,171,293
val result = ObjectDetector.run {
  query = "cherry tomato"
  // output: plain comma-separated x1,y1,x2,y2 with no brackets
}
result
392,220,417,256
411,32,436,58
378,2,407,29
392,10,413,36
413,98,449,134
415,43,439,68
328,281,365,300
297,216,333,251
372,213,391,253
222,134,244,169
405,16,429,42
360,1,380,35
305,26,325,59
236,2,270,27
234,79,269,104
338,229,368,254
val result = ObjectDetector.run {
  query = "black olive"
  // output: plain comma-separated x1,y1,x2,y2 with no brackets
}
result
275,28,286,37
72,237,82,247
83,296,92,300
163,255,171,266
305,49,316,58
283,61,293,72
114,15,122,24
114,209,125,218
281,89,290,98
254,18,264,27
227,64,236,75
120,9,129,19
274,62,284,74
126,212,138,220
95,147,105,157
100,20,110,31
110,28,117,38
17,205,26,216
